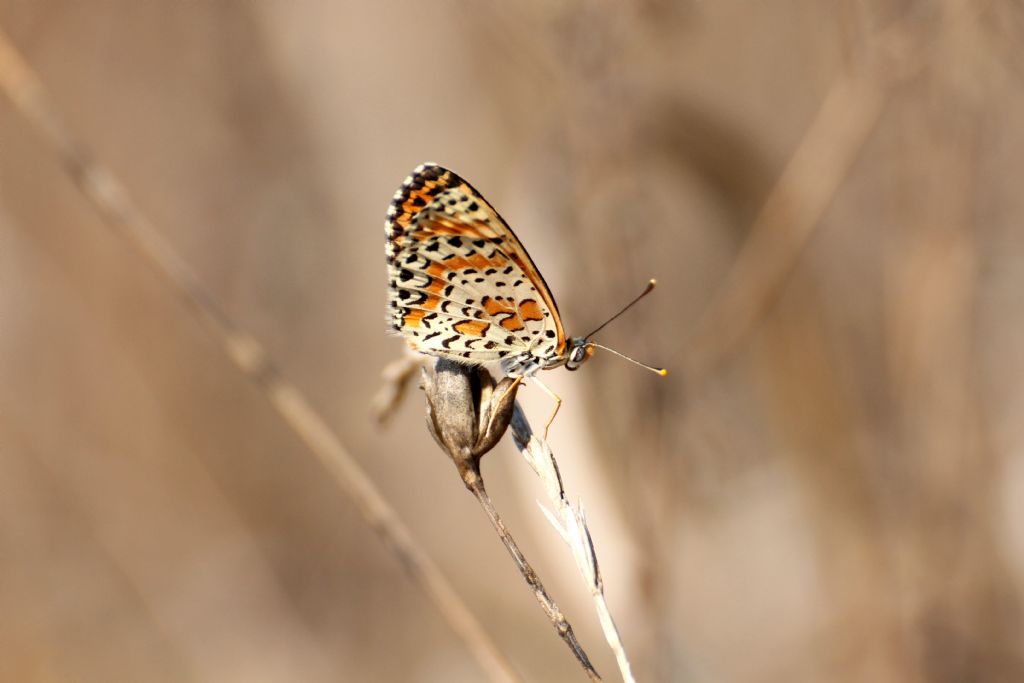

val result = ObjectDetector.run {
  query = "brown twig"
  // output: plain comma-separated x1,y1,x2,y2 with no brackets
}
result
466,474,601,682
0,24,522,683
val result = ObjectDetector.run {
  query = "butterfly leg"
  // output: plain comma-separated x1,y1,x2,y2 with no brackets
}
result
530,376,562,440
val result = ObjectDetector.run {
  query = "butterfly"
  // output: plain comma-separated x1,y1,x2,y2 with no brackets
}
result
385,163,664,432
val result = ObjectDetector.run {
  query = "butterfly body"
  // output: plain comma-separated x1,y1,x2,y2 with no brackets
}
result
385,163,591,378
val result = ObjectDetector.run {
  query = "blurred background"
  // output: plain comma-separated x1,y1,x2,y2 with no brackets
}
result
2,1,1023,681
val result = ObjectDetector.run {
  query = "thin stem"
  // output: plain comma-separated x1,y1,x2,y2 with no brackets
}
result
465,473,602,682
509,406,635,683
592,593,633,683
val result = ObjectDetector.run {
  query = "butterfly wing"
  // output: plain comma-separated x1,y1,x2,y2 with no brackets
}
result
385,163,566,371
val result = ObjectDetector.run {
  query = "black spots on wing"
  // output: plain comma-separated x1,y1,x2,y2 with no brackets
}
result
474,277,485,283
446,271,458,281
496,350,509,358
398,289,411,300
495,282,506,288
441,335,460,349
520,335,530,342
448,236,463,248
404,253,418,264
465,299,475,305
461,279,469,285
484,341,496,350
545,330,556,338
443,284,455,297
447,198,457,206
423,331,441,342
461,306,473,317
425,241,441,253
468,201,479,212
512,279,523,287
464,268,478,275
424,313,438,321
503,266,514,275
389,300,398,309
410,195,426,207
504,335,514,345
473,239,486,248
399,268,414,282
484,268,497,275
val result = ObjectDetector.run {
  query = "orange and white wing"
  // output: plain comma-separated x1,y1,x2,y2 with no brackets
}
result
384,163,565,371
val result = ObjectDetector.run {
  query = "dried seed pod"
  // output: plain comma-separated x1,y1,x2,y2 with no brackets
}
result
422,358,520,487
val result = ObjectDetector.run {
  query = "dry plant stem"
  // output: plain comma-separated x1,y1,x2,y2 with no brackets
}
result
0,26,522,683
510,406,636,683
422,361,600,680
462,470,602,683
591,593,632,683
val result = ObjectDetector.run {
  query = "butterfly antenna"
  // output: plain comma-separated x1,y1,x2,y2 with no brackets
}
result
584,278,659,339
588,343,668,377
581,279,666,377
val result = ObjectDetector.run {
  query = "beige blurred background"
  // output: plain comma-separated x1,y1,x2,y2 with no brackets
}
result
2,1,1024,681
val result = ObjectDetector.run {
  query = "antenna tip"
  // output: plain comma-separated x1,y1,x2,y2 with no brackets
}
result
657,368,668,377
649,278,657,287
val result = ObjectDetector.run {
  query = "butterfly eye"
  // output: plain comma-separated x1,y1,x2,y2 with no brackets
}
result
566,341,592,371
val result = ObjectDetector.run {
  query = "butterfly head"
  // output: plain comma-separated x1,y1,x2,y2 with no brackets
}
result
565,337,596,371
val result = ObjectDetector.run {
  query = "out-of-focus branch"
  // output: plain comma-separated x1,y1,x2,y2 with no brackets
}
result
0,25,522,683
681,18,927,383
